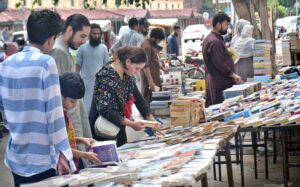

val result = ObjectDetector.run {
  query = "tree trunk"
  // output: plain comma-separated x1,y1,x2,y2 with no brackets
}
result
249,0,262,39
232,0,261,39
258,0,272,40
232,0,277,77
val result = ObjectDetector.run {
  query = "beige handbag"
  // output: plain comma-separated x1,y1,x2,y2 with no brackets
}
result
94,115,120,139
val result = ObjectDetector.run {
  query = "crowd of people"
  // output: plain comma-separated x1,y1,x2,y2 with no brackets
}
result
0,8,256,187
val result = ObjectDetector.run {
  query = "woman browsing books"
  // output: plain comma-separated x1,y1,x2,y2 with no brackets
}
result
89,46,161,146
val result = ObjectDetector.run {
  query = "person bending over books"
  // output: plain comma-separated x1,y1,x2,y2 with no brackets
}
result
89,46,161,147
60,72,101,171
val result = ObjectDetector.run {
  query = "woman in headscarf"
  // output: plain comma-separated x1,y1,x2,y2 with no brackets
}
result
231,19,250,46
233,24,255,82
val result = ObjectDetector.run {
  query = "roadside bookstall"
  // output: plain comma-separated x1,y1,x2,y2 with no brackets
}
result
21,121,240,187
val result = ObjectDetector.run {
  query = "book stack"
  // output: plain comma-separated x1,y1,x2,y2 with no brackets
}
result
281,40,291,66
253,40,272,77
206,79,300,128
288,32,300,49
170,98,205,126
223,82,261,99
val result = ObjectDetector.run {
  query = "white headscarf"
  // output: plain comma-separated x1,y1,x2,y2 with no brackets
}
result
233,25,255,58
231,19,250,46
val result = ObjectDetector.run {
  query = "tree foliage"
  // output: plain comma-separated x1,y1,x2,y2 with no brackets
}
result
278,0,296,8
200,0,215,16
277,5,287,18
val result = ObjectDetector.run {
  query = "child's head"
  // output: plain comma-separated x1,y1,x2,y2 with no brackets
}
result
59,72,85,110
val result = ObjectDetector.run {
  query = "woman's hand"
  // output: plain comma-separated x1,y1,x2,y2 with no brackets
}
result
129,120,145,131
83,152,101,165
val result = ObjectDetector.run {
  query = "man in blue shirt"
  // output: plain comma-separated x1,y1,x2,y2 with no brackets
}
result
167,25,180,56
76,23,109,114
0,10,75,187
111,18,144,53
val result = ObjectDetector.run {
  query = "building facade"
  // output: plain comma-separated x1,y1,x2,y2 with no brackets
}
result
8,0,184,10
184,0,203,13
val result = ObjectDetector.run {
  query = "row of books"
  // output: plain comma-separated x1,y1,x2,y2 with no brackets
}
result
207,79,300,128
223,82,262,99
253,40,272,76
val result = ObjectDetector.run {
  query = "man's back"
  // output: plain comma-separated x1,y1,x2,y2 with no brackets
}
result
0,46,74,176
111,30,144,53
167,34,179,56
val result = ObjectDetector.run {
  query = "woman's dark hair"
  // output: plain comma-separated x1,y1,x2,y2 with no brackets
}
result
60,72,85,99
150,28,165,40
62,14,90,33
27,9,62,45
116,46,148,67
213,12,231,27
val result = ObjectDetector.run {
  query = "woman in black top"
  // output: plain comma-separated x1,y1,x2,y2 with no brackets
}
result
89,46,158,146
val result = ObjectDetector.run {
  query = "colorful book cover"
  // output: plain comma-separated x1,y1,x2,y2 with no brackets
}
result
90,141,120,166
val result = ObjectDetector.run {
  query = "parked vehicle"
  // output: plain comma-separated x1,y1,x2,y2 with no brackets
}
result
165,52,205,80
181,24,210,58
12,30,28,43
184,49,205,80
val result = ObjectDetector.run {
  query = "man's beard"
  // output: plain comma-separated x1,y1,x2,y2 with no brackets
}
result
89,37,101,47
68,34,77,50
219,29,228,35
174,32,178,37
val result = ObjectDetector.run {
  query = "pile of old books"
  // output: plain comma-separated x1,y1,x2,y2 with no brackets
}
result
281,39,292,66
253,40,272,77
207,79,300,128
170,97,205,126
288,32,300,50
24,120,238,187
223,82,262,99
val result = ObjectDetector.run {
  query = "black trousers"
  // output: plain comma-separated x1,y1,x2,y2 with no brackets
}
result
12,169,56,187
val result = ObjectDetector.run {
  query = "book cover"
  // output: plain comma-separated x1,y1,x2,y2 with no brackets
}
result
90,141,120,166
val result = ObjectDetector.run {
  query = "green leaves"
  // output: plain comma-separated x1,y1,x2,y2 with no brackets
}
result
15,2,21,8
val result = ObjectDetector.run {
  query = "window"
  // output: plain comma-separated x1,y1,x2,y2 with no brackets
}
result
172,4,174,9
158,3,160,9
165,3,168,9
71,0,74,7
94,1,97,7
178,3,180,9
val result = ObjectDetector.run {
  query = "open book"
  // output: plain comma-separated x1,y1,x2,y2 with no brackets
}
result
89,140,120,167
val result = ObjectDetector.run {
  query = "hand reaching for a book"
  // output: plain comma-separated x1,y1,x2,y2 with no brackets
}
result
84,152,101,165
129,120,145,131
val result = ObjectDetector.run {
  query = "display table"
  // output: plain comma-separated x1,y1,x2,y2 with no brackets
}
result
261,123,300,187
22,122,241,187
